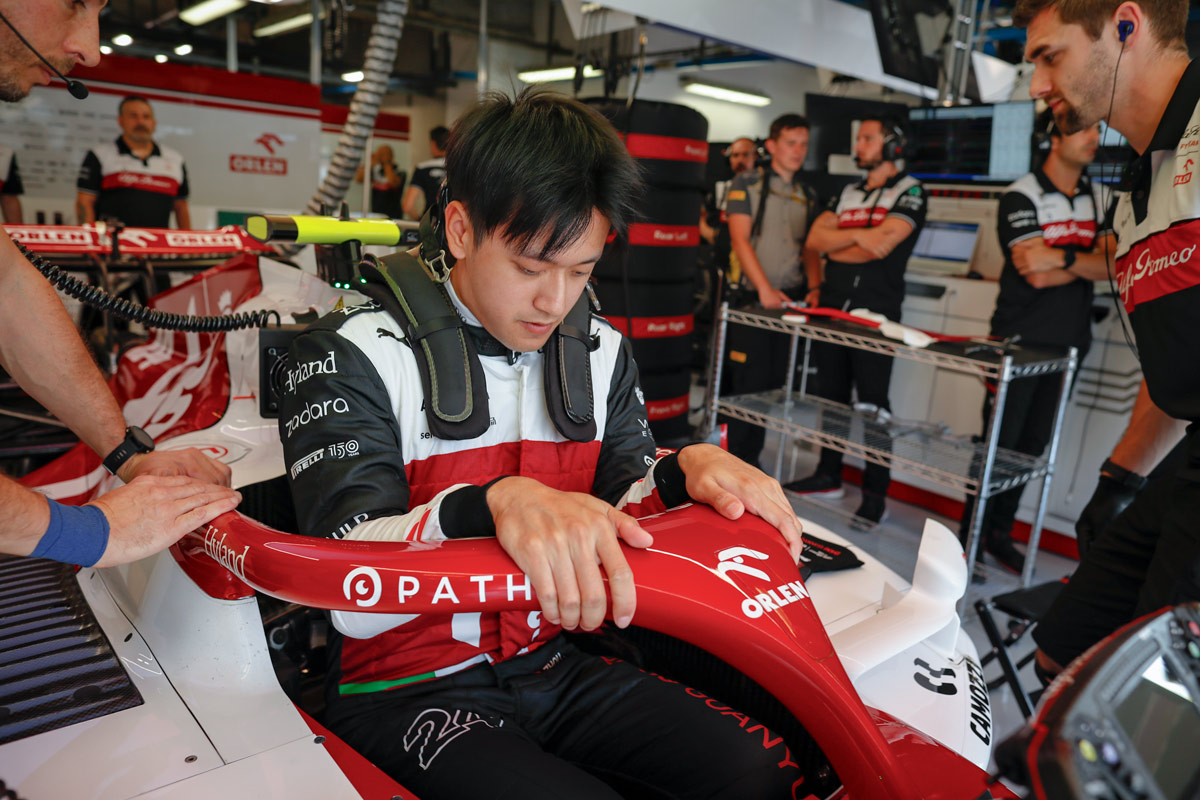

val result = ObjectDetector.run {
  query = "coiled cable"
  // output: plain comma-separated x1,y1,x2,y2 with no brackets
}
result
18,241,280,332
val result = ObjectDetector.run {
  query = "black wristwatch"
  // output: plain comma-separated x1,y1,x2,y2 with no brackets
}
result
1100,458,1148,492
103,426,155,475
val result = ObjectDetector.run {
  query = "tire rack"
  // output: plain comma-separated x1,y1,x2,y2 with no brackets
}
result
705,304,1078,588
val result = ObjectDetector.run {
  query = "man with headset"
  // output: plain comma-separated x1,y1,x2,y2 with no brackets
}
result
1013,0,1200,678
0,1,239,569
790,117,928,527
280,87,805,799
720,115,820,468
961,110,1114,574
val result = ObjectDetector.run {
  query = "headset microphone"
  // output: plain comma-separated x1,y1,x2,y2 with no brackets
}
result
0,12,89,100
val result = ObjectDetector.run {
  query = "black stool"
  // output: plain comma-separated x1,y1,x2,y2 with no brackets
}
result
974,579,1064,718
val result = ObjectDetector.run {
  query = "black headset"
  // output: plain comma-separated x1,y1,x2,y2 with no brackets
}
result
418,180,454,281
880,120,908,162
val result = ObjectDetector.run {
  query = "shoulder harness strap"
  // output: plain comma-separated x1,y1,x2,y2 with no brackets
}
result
358,252,490,440
543,290,599,443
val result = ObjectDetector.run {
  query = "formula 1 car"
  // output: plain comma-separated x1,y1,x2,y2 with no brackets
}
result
0,252,1013,800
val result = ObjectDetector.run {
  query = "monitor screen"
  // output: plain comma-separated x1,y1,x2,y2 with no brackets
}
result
908,102,1035,181
1113,655,1200,800
912,221,979,262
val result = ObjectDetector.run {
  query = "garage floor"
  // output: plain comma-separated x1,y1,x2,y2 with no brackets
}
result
768,440,1076,791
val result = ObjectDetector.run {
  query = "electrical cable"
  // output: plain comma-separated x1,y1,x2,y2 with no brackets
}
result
1101,31,1140,362
18,242,280,332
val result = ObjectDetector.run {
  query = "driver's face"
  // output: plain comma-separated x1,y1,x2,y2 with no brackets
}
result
1025,8,1116,135
449,207,609,353
0,0,104,102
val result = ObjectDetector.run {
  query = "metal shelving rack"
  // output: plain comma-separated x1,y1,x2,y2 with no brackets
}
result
706,304,1078,587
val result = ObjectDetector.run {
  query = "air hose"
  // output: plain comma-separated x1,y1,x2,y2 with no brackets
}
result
281,0,410,256
18,240,279,332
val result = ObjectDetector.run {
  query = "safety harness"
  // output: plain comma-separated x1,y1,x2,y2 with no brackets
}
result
356,217,600,444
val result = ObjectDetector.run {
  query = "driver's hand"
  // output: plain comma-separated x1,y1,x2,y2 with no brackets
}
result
678,444,803,562
487,477,653,631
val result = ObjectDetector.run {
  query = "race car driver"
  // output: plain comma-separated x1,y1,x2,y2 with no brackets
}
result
280,87,806,799
1012,0,1200,678
0,0,238,570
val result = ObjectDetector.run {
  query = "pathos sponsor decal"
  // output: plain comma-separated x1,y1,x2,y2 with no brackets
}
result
1116,221,1200,312
340,569,535,607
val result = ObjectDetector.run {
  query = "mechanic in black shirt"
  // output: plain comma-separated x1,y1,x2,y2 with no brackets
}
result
1013,0,1200,677
76,96,190,229
962,110,1114,573
401,125,448,220
790,118,927,526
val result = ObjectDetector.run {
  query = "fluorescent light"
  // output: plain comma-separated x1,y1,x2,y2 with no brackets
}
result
253,11,314,37
155,54,169,63
112,33,133,47
100,45,113,55
180,0,248,26
680,77,770,107
174,43,194,56
341,70,364,83
517,64,602,83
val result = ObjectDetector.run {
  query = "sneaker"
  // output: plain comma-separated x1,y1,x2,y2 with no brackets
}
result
783,472,844,499
985,535,1026,575
852,493,887,530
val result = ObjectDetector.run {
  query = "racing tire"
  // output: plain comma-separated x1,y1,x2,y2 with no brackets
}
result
586,98,710,190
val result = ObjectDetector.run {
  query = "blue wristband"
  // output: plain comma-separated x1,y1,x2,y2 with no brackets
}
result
31,499,110,567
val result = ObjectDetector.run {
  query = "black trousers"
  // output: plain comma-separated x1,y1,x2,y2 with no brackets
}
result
809,342,895,497
959,373,1065,542
1034,428,1200,668
324,637,805,800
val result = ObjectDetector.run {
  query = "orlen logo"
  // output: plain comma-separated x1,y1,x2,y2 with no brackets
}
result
230,154,288,175
1119,243,1197,306
715,546,811,619
344,566,383,607
715,546,771,582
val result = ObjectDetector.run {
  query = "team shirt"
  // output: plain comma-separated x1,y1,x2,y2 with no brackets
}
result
1111,59,1200,424
724,167,818,290
409,156,446,213
993,168,1109,355
823,172,927,318
77,137,189,229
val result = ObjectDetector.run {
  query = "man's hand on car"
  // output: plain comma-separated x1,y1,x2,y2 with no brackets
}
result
89,474,242,567
487,477,653,632
119,448,233,487
678,443,804,563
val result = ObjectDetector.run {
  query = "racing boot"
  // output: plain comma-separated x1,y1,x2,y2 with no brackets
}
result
783,471,844,499
852,491,888,530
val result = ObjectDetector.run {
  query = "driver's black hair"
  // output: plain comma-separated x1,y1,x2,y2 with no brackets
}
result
444,86,643,260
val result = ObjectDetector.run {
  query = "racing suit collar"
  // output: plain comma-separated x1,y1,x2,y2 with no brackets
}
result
442,269,522,361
